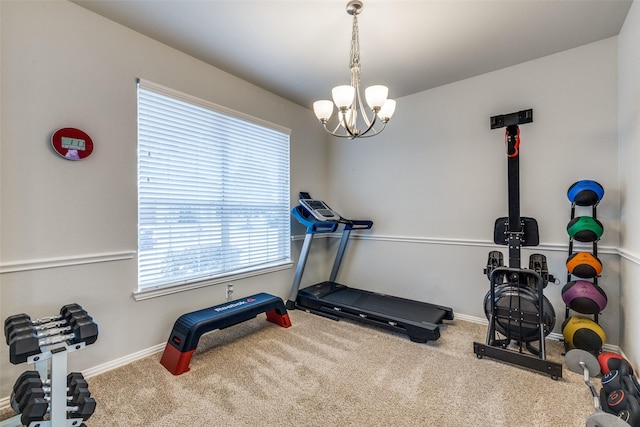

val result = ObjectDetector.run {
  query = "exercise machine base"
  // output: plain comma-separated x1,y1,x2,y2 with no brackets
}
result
473,341,563,380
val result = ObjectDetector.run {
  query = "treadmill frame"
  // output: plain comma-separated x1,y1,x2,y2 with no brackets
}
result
288,201,454,342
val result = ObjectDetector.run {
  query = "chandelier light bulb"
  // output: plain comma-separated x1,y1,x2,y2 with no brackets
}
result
332,85,356,109
377,99,396,121
313,100,335,121
364,85,388,110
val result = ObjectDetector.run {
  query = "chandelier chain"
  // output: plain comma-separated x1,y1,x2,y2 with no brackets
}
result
349,14,361,72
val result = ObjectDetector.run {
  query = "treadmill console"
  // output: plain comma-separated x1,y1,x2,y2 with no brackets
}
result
299,199,340,222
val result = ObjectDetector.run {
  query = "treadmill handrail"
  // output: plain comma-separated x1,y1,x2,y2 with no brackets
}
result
344,219,373,230
292,206,338,234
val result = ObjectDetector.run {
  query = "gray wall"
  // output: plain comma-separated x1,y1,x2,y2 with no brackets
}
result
618,1,640,371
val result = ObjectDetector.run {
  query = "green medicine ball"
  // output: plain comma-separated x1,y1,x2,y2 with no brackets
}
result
567,216,604,242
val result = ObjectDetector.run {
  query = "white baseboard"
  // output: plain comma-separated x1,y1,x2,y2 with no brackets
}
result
82,343,167,379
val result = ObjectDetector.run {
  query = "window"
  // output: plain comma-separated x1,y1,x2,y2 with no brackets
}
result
136,79,291,297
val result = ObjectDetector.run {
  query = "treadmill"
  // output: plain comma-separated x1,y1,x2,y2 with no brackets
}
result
287,193,454,342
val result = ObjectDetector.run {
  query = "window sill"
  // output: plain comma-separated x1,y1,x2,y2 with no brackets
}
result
132,261,293,301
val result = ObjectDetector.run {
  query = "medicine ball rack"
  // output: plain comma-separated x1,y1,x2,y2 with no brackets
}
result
473,109,563,380
562,180,608,352
2,304,98,427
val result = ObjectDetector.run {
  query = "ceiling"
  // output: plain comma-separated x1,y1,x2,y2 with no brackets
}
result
72,0,633,109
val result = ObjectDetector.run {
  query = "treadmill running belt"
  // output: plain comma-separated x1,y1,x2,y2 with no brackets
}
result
313,283,450,324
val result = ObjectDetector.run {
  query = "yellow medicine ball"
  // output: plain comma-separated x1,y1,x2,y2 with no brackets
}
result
562,316,606,352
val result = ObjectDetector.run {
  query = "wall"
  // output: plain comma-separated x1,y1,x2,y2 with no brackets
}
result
327,38,621,341
618,0,640,369
0,1,329,397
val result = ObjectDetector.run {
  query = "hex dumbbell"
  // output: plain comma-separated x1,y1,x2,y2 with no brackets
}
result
7,311,91,345
17,384,91,413
4,304,84,343
14,376,90,412
20,396,96,425
8,317,98,364
12,372,87,406
12,371,84,396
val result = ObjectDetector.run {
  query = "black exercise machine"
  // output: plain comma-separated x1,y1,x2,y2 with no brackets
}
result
287,193,453,342
473,109,563,379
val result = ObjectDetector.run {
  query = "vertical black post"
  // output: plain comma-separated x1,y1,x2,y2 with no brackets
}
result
506,125,521,268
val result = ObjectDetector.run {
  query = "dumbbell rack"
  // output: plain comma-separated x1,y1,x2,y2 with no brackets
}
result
2,305,98,427
563,181,606,349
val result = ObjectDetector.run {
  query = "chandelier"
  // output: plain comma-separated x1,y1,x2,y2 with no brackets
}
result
313,0,396,139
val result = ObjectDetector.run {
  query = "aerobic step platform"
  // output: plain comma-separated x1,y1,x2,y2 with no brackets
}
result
160,293,291,375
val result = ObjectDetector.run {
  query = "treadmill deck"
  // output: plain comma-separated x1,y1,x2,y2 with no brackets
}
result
297,281,454,342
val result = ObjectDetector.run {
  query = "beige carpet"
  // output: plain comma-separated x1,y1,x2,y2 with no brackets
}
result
2,310,595,426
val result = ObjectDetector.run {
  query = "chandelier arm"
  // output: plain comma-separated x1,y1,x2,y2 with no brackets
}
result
358,121,386,138
354,81,372,128
322,126,354,139
340,109,359,138
319,120,355,139
356,109,381,137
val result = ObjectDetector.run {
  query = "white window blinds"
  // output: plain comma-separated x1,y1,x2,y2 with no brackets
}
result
137,79,291,292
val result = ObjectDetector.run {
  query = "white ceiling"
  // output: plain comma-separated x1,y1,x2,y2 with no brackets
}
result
72,0,632,108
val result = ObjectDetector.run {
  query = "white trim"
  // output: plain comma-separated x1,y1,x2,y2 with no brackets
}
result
0,251,136,274
325,233,620,255
619,248,640,265
132,262,293,301
0,235,623,275
82,343,166,379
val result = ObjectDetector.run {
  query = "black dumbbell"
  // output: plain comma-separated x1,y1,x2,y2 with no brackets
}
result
8,319,98,364
20,397,48,426
12,371,84,397
11,371,89,412
617,408,640,427
20,396,96,425
11,371,40,394
5,304,85,344
619,360,640,397
17,383,91,413
603,370,623,395
615,394,640,427
607,389,631,414
4,315,31,345
6,308,88,341
11,377,41,413
14,374,90,412
7,311,91,346
605,367,640,399
69,396,97,421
